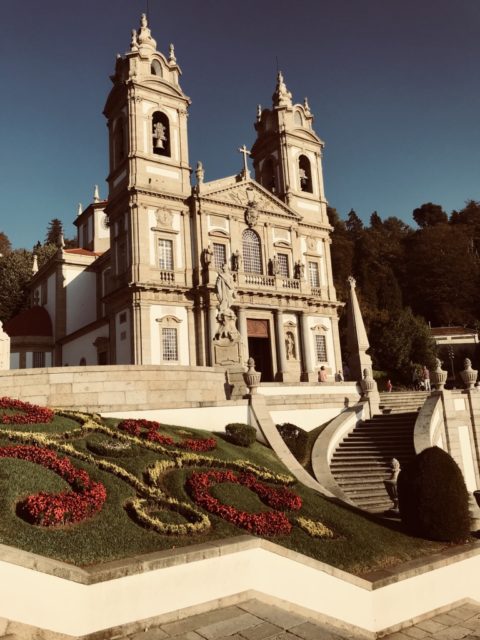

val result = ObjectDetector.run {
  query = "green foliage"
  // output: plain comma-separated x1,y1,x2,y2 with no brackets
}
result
0,250,34,322
369,307,437,383
413,202,448,228
224,423,257,447
397,447,470,542
45,218,64,246
0,232,11,257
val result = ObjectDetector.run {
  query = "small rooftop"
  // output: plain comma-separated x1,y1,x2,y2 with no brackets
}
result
4,306,53,337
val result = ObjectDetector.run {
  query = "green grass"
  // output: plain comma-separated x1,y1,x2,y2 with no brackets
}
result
0,411,457,574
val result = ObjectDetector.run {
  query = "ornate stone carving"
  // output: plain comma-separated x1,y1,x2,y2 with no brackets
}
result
431,358,448,390
155,208,173,228
245,202,259,227
383,458,400,512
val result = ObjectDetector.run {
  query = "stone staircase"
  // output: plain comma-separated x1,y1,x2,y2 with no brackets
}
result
329,392,429,513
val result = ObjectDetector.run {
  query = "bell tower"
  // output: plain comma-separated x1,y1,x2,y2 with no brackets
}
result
102,14,194,365
250,72,328,225
104,13,191,200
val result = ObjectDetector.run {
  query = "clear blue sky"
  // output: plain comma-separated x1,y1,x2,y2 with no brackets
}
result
1,0,479,248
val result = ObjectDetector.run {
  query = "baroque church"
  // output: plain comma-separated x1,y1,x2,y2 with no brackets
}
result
6,14,343,383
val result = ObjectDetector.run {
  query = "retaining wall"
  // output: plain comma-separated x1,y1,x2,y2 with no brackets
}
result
0,365,228,412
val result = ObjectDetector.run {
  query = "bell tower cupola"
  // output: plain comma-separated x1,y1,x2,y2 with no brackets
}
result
250,72,328,225
103,13,191,199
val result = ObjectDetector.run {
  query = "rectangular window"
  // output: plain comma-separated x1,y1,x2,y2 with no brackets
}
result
315,335,327,363
158,239,174,270
32,352,45,368
277,253,289,277
308,261,320,288
213,243,227,269
162,327,178,361
117,240,127,273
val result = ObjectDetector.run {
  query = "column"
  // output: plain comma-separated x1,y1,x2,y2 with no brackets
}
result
299,311,315,382
274,310,287,381
186,306,196,366
208,305,217,366
237,307,248,363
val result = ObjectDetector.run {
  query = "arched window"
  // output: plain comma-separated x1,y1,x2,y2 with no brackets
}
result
151,59,162,76
114,118,126,167
242,229,262,274
294,111,303,127
298,155,313,193
152,111,170,157
261,157,276,193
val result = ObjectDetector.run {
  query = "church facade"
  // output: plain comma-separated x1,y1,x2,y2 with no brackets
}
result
6,15,343,382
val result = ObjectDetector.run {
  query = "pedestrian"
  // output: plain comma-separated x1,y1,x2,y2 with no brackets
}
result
319,366,328,382
335,370,344,382
386,379,393,392
423,365,431,391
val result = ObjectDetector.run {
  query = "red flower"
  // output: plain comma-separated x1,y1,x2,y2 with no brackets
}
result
0,445,107,527
186,470,302,536
0,397,54,425
118,419,217,452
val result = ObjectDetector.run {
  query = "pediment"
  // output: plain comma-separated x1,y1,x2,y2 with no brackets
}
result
199,180,302,220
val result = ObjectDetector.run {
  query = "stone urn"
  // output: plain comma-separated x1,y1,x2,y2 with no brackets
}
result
242,357,261,395
360,368,375,397
430,358,448,390
460,358,478,390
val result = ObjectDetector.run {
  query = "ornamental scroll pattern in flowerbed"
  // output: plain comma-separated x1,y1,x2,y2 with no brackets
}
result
0,398,336,539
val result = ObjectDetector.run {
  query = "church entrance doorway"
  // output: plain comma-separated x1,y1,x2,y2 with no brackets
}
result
247,318,274,382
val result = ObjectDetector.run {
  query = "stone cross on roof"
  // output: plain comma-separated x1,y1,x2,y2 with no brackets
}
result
238,144,251,180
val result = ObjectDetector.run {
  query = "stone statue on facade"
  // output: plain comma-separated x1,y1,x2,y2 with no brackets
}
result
231,249,242,273
216,264,237,314
383,458,401,512
285,332,296,360
271,254,279,276
294,260,305,280
202,244,213,269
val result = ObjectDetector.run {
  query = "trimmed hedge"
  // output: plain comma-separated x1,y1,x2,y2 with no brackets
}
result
397,446,470,542
225,423,257,447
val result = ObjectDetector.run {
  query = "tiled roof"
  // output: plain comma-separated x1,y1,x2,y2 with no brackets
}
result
3,306,53,337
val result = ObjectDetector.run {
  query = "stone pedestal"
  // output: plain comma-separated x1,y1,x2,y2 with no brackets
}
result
0,322,10,370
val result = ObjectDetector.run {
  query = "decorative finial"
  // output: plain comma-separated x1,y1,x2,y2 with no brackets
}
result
77,203,82,217
348,275,356,289
93,185,100,203
304,97,311,115
137,12,157,50
130,29,138,51
58,232,65,250
195,161,204,185
169,43,177,64
256,104,262,122
272,70,292,108
32,254,38,275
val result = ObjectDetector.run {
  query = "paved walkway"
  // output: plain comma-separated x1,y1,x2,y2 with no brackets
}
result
119,599,480,640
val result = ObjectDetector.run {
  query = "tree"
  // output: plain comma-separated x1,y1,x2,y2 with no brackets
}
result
412,203,448,228
0,232,11,257
369,307,437,382
327,206,354,301
404,223,480,325
0,250,34,323
345,209,364,240
45,218,64,246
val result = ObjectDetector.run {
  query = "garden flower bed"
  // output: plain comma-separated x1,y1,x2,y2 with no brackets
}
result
0,398,450,571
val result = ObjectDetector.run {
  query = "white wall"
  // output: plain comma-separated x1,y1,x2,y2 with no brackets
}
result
62,326,109,366
65,267,97,334
9,353,19,369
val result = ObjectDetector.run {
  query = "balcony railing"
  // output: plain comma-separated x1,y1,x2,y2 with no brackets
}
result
158,269,175,284
243,274,276,288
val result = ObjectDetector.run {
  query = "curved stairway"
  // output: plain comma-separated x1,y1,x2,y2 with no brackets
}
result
330,392,429,513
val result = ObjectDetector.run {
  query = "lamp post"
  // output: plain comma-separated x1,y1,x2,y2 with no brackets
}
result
448,346,455,388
